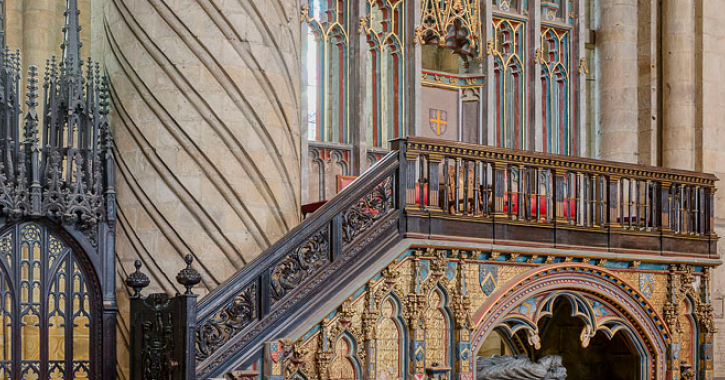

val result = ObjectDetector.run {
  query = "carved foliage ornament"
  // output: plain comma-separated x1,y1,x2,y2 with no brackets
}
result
140,294,176,380
414,0,483,60
286,250,482,380
341,176,394,244
196,283,257,361
271,227,331,304
316,300,365,380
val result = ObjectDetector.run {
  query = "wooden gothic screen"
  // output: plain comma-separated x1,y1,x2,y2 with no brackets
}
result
417,0,585,154
301,0,587,192
0,0,117,379
0,223,100,380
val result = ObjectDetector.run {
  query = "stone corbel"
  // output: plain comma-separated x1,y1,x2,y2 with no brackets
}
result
535,49,545,65
580,325,596,348
486,40,494,56
414,26,425,45
526,329,542,350
578,57,590,75
358,17,367,35
300,5,310,23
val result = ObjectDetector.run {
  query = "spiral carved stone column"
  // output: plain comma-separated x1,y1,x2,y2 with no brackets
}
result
104,0,301,377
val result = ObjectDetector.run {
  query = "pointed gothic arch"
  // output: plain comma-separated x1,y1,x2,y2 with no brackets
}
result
424,284,454,369
471,264,670,380
0,220,106,380
680,292,700,373
328,332,363,380
375,293,407,380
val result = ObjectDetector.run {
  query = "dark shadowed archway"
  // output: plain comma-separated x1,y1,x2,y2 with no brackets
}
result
471,264,670,380
532,299,640,380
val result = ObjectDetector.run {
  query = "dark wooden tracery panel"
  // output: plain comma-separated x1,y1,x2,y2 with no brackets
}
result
0,222,99,380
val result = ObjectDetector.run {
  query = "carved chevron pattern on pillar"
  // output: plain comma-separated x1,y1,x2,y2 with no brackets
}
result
104,0,301,378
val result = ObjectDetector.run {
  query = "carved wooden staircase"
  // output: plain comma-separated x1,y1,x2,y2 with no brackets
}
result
125,137,718,380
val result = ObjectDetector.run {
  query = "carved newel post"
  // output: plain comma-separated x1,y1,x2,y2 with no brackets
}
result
126,255,201,380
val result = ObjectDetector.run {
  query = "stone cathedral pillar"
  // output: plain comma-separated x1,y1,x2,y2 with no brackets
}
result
662,0,697,171
104,0,301,376
597,0,638,164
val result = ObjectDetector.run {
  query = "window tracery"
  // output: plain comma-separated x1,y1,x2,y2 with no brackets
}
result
303,0,352,143
492,17,526,150
539,0,578,155
540,27,571,155
489,0,582,155
361,0,406,149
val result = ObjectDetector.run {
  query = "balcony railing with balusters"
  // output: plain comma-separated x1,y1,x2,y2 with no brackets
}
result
397,137,718,256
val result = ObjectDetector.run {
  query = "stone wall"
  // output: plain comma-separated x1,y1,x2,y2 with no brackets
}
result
103,0,301,378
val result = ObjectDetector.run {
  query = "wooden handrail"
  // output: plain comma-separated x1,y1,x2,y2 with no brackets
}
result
194,150,400,376
405,137,717,186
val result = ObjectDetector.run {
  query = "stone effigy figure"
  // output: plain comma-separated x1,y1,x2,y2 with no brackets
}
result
476,355,567,380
